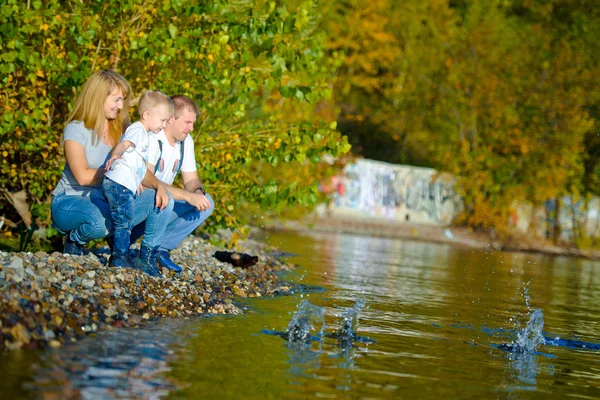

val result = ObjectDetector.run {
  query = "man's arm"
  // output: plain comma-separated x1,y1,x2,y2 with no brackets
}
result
147,164,211,210
141,169,170,210
181,170,212,210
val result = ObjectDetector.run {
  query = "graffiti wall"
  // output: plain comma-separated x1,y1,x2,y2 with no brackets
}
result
319,159,600,239
323,159,463,225
512,197,600,241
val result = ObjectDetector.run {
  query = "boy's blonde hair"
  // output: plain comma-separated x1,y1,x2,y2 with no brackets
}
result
67,70,131,145
138,90,174,118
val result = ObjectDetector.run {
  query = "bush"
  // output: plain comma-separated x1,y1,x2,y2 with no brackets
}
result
0,0,350,236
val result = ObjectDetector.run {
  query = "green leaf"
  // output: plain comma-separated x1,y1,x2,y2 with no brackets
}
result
168,23,178,39
279,86,294,98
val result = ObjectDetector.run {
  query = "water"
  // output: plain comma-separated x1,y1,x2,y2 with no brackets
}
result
282,300,326,344
2,231,600,398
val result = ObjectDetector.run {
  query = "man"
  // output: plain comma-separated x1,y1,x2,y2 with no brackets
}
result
131,95,213,272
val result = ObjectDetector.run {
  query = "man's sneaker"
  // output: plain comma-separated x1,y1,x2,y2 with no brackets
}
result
109,254,133,269
64,236,84,255
133,245,163,277
156,251,183,273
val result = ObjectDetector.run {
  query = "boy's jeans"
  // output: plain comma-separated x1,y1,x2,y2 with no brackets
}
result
102,177,134,257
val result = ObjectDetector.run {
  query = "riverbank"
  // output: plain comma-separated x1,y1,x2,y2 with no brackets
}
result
0,237,295,351
266,216,600,260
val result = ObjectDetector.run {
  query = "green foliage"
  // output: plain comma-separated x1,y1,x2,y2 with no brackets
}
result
0,0,350,235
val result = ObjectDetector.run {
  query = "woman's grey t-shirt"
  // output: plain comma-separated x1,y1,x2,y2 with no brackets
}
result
52,121,111,199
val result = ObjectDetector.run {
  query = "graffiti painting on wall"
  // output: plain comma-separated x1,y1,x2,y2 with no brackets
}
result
326,159,463,225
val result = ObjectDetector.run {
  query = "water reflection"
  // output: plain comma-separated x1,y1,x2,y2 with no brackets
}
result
326,234,449,305
23,319,190,399
3,231,600,399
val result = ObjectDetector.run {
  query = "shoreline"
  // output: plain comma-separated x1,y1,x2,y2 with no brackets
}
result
0,236,294,351
266,216,600,260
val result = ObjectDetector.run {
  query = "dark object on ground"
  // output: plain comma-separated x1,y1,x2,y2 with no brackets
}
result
213,251,259,268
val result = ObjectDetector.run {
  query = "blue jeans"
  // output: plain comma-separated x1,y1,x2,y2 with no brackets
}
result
51,187,174,248
131,192,214,251
102,178,135,257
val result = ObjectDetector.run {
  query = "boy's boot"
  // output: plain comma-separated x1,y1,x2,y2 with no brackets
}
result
109,254,133,268
134,244,163,277
156,250,183,273
109,231,134,269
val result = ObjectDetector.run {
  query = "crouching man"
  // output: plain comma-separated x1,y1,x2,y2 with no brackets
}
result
131,95,214,272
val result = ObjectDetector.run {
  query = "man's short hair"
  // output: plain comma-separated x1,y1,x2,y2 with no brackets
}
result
171,95,200,119
138,90,174,117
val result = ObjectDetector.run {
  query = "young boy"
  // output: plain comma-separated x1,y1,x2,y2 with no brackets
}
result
102,90,174,276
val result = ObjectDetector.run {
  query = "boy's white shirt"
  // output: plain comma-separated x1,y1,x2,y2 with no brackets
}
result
148,130,197,186
104,121,150,193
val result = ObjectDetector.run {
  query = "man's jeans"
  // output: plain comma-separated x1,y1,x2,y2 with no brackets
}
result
51,186,174,248
131,192,214,251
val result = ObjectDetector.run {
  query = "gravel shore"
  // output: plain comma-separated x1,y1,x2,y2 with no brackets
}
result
0,237,294,351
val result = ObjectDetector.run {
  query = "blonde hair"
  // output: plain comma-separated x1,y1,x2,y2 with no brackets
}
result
67,70,131,145
138,90,174,117
171,95,200,119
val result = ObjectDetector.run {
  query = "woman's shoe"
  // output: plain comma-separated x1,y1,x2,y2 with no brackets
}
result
64,235,84,255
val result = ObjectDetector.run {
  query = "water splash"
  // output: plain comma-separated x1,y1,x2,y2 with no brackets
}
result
516,309,546,353
283,300,326,344
501,308,546,354
336,299,365,346
322,300,375,346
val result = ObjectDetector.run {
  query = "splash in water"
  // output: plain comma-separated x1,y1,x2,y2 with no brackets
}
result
283,300,326,344
500,308,546,353
324,300,375,346
335,299,365,346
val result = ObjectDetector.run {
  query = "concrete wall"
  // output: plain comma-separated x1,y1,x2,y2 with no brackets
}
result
320,159,463,225
512,197,600,241
320,158,600,241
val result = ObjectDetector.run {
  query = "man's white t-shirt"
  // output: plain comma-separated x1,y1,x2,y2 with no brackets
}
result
105,121,149,193
148,130,196,185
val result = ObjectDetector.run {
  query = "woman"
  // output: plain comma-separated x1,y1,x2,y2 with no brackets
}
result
51,70,173,277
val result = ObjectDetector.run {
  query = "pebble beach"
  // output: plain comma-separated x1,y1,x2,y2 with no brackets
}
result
0,237,294,351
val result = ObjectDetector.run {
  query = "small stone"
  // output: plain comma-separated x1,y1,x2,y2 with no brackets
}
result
82,279,95,288
104,308,118,317
8,257,24,270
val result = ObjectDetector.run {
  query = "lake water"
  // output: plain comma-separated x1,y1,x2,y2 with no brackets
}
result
2,231,600,399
